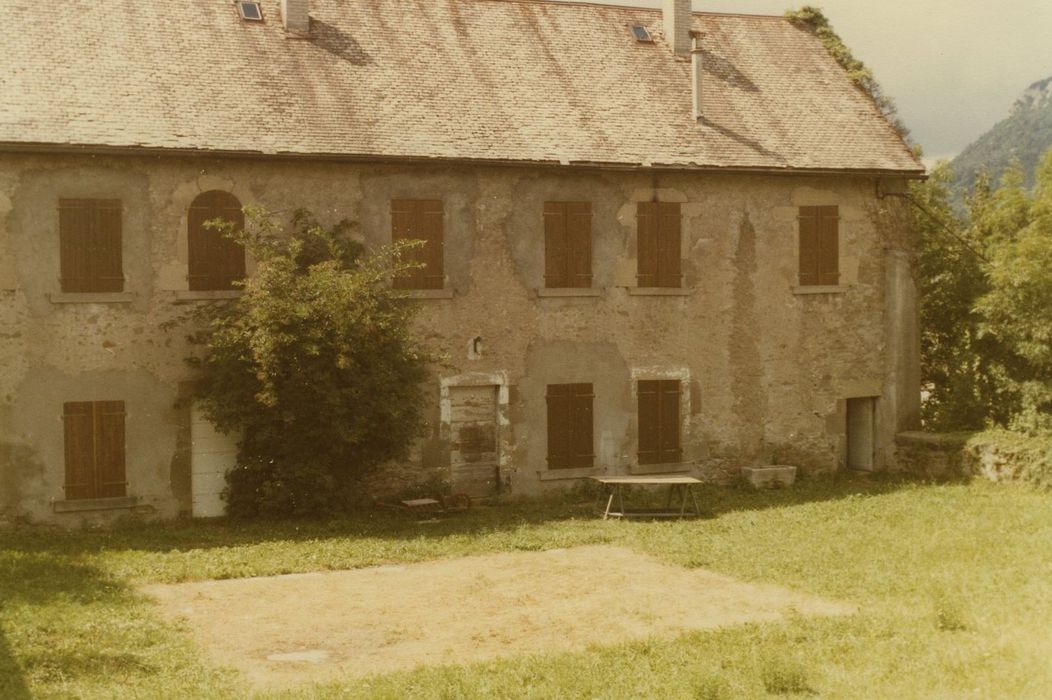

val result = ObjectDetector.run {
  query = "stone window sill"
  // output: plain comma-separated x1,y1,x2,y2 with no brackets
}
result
174,290,243,303
792,285,851,296
538,466,605,481
630,462,693,475
535,288,602,298
627,287,693,297
52,496,138,514
396,289,455,300
49,292,136,304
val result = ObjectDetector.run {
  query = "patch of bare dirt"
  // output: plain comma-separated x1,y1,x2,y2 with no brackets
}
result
142,545,854,688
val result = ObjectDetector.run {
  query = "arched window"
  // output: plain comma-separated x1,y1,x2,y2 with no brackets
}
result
187,190,246,291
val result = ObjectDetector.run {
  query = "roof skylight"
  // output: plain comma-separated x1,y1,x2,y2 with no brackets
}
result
631,25,653,43
236,1,263,21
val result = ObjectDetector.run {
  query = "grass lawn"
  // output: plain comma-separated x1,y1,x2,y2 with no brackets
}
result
1,475,1050,698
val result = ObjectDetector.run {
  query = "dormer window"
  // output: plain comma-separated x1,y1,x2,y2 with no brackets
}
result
236,1,263,21
631,25,653,43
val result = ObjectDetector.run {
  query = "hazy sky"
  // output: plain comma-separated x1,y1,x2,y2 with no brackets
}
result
555,0,1052,161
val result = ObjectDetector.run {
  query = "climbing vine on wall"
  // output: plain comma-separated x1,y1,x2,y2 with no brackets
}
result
786,6,912,145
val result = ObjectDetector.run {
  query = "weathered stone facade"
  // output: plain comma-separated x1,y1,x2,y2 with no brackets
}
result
0,152,920,522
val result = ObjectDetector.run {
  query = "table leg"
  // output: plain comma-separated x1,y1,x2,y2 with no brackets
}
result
617,484,626,519
603,487,615,520
689,485,701,517
678,484,689,518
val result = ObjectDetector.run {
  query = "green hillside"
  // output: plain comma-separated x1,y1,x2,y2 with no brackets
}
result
951,76,1052,192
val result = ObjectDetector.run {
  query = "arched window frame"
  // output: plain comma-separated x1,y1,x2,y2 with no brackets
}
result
187,190,246,292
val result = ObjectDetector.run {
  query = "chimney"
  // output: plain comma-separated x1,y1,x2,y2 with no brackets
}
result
281,0,310,35
663,0,692,55
691,31,704,121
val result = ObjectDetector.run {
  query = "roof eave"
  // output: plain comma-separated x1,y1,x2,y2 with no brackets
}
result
0,141,928,179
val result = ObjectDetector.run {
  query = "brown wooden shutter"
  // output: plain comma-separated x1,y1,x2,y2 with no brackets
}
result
391,199,416,290
567,203,593,289
59,200,93,293
188,191,246,291
63,400,127,500
547,384,594,469
216,195,247,290
93,200,124,292
638,380,682,465
543,202,568,288
544,202,592,289
817,205,840,286
392,199,444,290
657,203,682,288
637,202,659,287
59,199,123,293
637,380,661,464
419,200,445,290
569,383,594,467
798,207,820,286
658,381,682,463
94,401,127,498
63,402,96,500
546,384,572,469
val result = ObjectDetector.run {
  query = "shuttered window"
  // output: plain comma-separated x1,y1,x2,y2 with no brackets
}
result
63,401,127,500
58,199,124,293
637,380,682,465
188,190,247,291
546,383,594,469
637,202,682,288
543,202,593,288
392,199,444,290
798,205,840,286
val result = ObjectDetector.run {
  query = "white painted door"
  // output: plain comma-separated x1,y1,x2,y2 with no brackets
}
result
190,405,239,517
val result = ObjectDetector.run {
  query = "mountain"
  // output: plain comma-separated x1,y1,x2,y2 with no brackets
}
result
950,76,1052,193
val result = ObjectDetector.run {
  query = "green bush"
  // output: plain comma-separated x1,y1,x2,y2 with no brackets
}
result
966,430,1052,489
187,209,435,517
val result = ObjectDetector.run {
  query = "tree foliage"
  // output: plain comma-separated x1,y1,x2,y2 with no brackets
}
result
918,150,1052,434
913,165,998,430
188,209,434,517
975,151,1052,433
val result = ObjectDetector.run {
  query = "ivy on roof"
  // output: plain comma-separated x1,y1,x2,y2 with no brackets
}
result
786,6,913,147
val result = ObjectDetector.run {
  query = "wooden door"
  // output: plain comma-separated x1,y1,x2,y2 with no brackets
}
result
846,398,876,471
448,385,500,497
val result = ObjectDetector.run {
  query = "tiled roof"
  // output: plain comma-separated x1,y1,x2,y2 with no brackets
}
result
0,0,923,174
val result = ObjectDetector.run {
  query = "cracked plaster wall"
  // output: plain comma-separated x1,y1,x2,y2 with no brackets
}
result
0,153,918,521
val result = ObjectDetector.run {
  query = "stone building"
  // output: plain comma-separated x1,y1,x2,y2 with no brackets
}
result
0,0,924,522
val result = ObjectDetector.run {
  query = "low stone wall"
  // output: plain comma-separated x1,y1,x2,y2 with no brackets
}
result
896,430,1052,488
895,432,973,478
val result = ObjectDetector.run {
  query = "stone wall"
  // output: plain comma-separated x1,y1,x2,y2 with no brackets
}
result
894,432,972,478
896,430,1052,489
0,152,919,521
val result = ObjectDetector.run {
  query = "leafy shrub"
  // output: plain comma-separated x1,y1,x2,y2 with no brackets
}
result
965,429,1052,489
187,209,435,517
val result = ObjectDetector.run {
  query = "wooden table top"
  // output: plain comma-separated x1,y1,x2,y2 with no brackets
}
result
590,475,702,485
